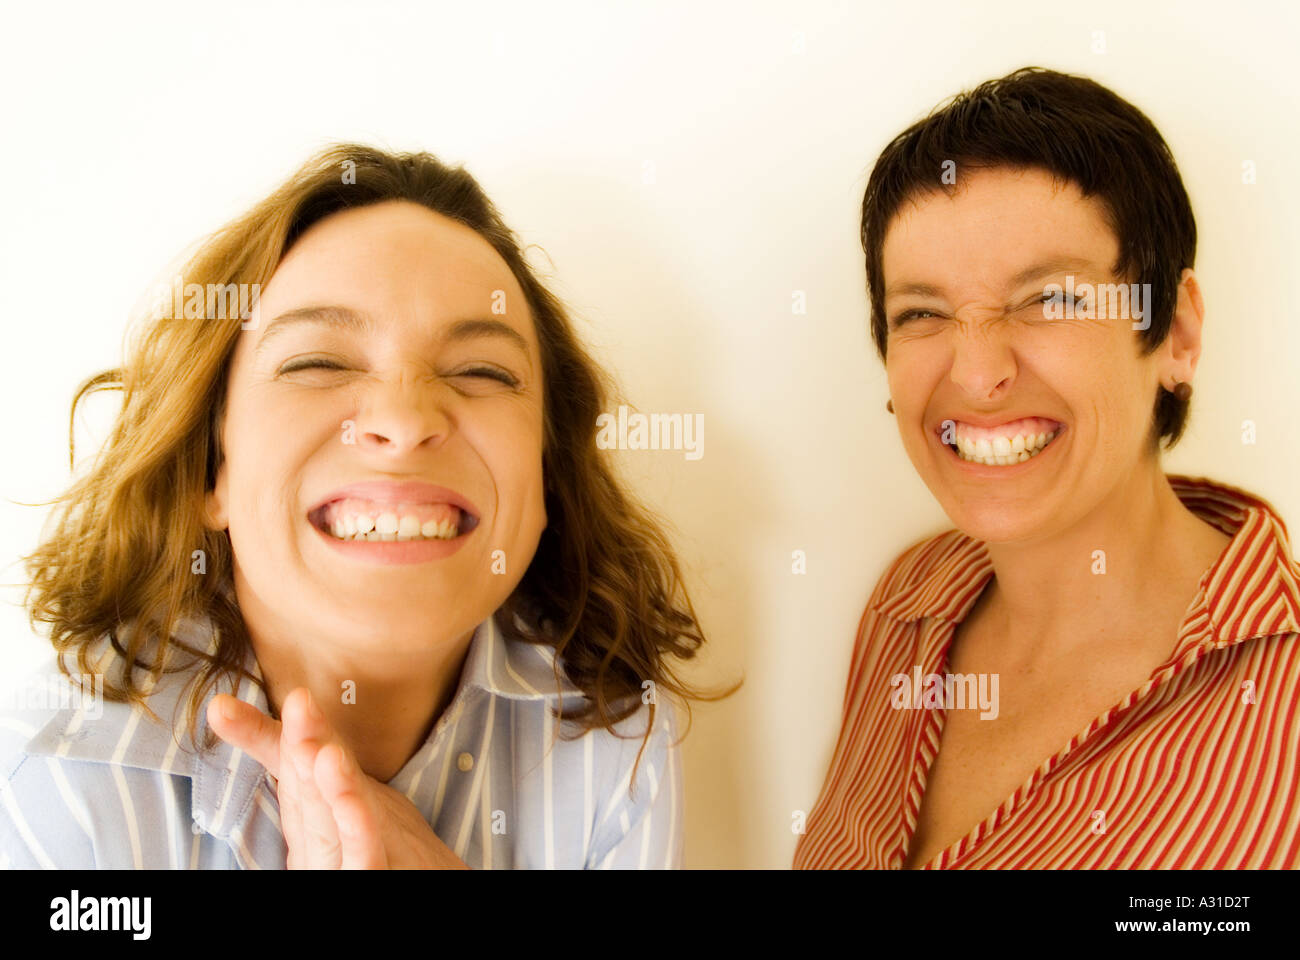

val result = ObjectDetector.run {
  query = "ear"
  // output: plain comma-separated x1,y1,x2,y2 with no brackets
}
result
203,461,229,531
1159,268,1206,389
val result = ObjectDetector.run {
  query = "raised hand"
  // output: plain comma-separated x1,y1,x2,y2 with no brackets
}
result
207,688,469,869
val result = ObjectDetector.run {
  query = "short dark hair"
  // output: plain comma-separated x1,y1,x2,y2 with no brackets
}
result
861,66,1197,449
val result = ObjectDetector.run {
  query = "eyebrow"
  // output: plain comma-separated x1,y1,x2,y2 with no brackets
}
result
254,305,531,359
883,256,1106,301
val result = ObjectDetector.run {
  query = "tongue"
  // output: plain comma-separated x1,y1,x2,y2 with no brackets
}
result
322,498,460,527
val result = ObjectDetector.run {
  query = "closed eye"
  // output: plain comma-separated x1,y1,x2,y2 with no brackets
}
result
455,366,519,387
278,359,518,387
279,358,345,374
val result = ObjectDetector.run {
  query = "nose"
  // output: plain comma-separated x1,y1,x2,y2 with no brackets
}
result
353,367,451,456
947,322,1017,403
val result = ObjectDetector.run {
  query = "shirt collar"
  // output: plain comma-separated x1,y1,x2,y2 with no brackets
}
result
20,615,270,842
22,607,585,843
1175,476,1300,646
872,533,992,625
462,609,586,701
872,475,1300,648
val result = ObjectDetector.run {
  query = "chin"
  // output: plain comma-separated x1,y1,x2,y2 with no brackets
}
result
938,498,1046,545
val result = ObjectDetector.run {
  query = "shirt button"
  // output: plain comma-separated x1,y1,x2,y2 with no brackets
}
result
457,752,474,772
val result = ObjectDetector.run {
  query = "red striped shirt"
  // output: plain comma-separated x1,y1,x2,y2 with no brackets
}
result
793,475,1300,869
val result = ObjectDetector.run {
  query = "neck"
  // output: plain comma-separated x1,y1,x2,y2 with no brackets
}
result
978,466,1230,666
232,584,477,782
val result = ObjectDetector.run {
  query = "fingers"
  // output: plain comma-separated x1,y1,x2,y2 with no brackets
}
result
207,693,283,779
281,688,343,868
314,742,387,869
211,686,364,869
276,733,308,869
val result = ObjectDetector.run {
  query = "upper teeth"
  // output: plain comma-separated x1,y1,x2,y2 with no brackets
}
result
328,512,458,542
954,429,1058,466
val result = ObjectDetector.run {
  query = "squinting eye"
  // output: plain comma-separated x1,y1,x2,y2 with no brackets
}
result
893,309,937,326
456,367,519,387
279,358,345,373
1039,292,1088,311
278,359,519,388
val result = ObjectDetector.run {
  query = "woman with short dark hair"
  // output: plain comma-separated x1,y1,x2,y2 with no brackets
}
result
796,68,1300,869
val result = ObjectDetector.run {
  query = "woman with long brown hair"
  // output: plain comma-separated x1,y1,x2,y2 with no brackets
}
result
1,143,727,869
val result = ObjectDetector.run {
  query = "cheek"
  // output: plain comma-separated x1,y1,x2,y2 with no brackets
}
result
469,407,546,512
503,443,547,516
889,346,930,398
222,399,322,521
1034,342,1143,415
885,344,943,412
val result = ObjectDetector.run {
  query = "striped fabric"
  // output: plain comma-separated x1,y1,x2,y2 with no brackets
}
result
794,475,1300,869
0,610,682,870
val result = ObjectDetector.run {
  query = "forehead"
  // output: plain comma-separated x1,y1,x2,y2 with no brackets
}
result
256,200,531,335
882,167,1119,290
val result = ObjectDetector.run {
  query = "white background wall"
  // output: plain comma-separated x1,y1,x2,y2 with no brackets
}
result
1,0,1296,868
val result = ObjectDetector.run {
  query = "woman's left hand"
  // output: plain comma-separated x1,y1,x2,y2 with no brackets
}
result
208,688,469,870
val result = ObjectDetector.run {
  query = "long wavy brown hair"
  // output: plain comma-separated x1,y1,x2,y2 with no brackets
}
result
23,143,735,782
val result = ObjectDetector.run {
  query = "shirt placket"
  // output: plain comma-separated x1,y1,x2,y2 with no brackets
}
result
899,612,1215,869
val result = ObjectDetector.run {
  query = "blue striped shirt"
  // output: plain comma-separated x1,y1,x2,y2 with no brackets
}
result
0,611,682,869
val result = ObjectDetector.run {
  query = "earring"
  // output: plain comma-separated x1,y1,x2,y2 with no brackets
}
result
886,399,894,414
1172,380,1192,403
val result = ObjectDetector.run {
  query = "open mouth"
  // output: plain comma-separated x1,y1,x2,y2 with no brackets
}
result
938,416,1065,467
307,497,481,542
